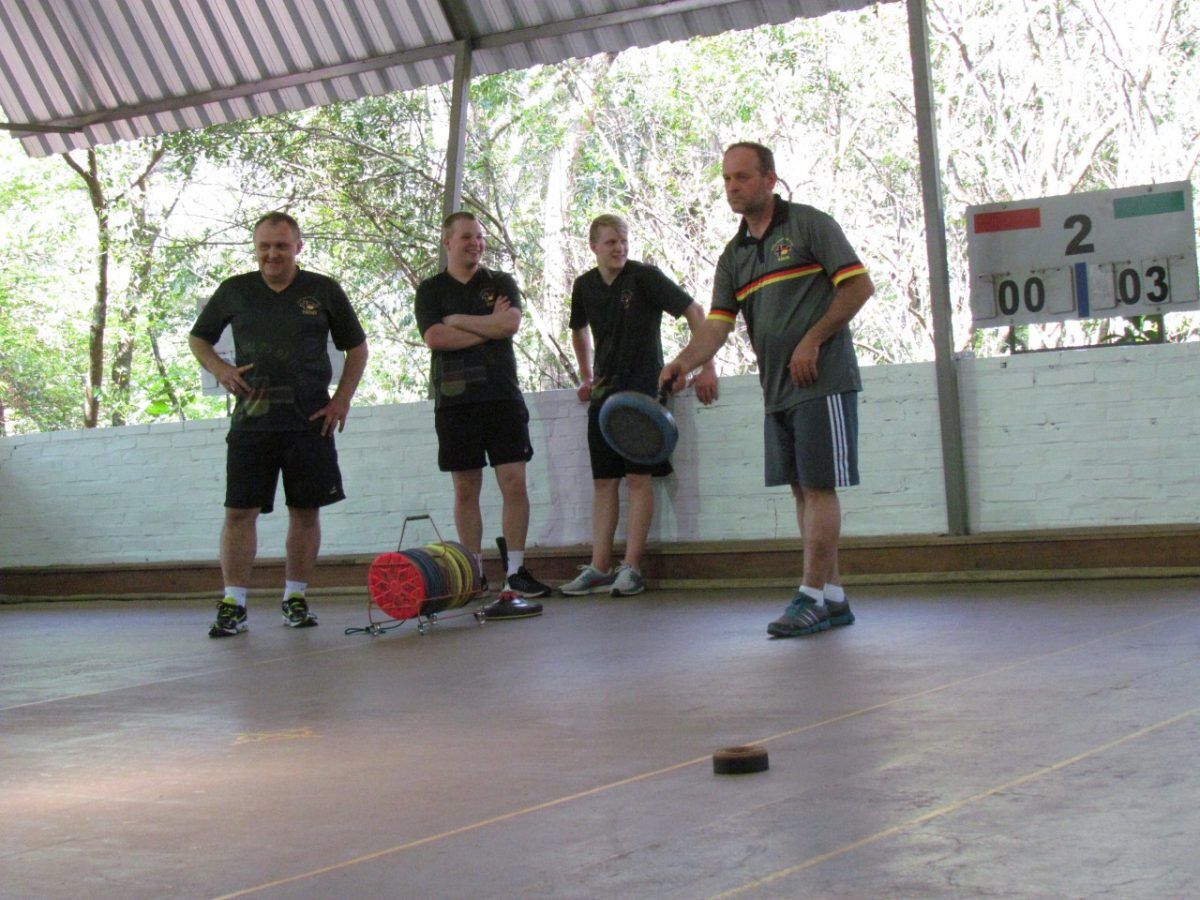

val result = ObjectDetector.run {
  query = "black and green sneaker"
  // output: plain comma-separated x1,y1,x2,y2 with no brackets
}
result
208,600,247,638
281,595,318,628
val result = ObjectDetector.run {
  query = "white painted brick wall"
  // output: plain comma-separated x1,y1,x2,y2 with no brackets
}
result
958,342,1200,531
2,343,1197,568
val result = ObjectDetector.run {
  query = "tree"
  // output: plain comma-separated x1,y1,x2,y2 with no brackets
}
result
1,0,1197,433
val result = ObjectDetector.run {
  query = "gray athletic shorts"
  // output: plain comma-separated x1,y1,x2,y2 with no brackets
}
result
764,391,859,489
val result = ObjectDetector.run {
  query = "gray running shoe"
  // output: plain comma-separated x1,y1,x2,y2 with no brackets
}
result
559,564,616,596
767,593,830,638
825,595,855,627
611,564,645,597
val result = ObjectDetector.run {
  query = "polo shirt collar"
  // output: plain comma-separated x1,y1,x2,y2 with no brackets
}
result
736,194,789,245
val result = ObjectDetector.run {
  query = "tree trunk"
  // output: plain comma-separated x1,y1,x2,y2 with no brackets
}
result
148,330,187,423
110,304,136,426
63,149,110,429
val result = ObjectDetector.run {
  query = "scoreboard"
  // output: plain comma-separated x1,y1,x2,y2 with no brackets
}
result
967,182,1198,327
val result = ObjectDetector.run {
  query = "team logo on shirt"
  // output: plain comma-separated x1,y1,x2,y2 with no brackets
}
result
481,288,496,308
620,289,633,310
772,238,794,262
296,297,321,315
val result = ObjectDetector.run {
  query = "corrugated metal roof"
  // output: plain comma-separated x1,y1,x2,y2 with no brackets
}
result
0,0,891,158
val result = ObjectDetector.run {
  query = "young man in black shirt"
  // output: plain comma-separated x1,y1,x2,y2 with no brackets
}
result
563,214,717,597
415,212,551,618
190,212,369,637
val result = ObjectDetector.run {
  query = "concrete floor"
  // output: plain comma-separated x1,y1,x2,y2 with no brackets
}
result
2,579,1198,899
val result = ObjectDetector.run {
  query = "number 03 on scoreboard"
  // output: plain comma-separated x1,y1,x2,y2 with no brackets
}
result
967,182,1198,328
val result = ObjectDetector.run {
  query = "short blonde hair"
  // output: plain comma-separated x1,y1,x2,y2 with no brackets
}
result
589,214,628,245
442,210,479,239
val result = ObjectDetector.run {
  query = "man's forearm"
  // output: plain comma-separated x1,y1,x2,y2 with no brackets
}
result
675,318,732,372
423,324,488,351
332,342,369,403
187,334,225,373
805,274,875,347
571,329,592,382
682,304,719,374
444,308,520,340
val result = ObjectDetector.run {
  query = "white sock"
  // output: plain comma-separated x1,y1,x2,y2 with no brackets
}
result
800,584,825,606
224,586,248,607
284,580,307,600
473,552,484,572
823,583,845,604
507,550,525,577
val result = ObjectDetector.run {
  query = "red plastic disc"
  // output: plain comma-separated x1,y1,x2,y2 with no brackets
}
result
367,552,427,620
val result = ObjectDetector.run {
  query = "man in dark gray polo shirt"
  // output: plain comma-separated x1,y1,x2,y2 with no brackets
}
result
661,142,875,638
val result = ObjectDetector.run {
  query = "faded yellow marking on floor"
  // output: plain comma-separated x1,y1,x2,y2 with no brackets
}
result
232,728,315,746
709,705,1200,898
212,610,1194,899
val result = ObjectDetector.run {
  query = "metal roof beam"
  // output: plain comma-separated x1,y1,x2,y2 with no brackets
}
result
473,0,748,50
0,121,85,134
6,0,748,137
433,0,474,42
5,40,457,136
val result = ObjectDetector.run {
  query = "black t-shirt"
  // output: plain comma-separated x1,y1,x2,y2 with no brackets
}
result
191,269,366,431
414,267,525,409
569,259,694,402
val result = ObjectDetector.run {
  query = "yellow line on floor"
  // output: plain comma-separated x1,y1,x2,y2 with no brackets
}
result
211,752,714,899
709,705,1200,898
750,609,1190,747
213,610,1193,899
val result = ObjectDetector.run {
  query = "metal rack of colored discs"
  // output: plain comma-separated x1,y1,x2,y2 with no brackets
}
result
349,514,487,636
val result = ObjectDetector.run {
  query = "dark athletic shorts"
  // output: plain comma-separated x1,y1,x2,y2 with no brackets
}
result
587,401,672,481
764,391,859,489
435,399,534,472
225,430,345,513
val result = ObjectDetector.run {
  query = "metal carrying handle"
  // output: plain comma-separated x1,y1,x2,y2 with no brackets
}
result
396,513,444,551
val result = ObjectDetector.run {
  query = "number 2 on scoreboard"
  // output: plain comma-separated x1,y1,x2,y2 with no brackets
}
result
1064,214,1094,256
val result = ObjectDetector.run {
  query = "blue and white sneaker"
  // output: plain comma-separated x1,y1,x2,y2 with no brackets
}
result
559,564,616,596
610,564,645,597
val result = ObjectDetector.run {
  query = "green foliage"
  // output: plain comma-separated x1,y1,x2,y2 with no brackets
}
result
1,0,1197,432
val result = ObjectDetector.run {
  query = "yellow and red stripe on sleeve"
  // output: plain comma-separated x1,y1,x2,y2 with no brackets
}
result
831,263,867,286
734,264,823,303
707,308,737,325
